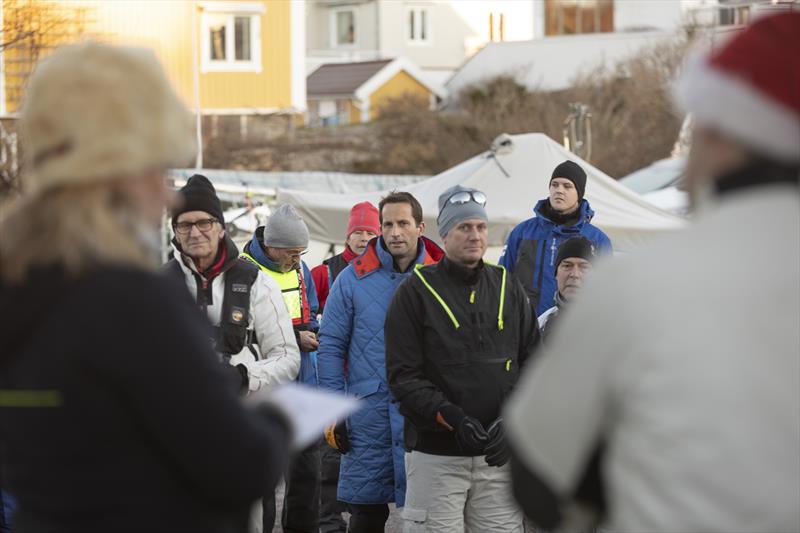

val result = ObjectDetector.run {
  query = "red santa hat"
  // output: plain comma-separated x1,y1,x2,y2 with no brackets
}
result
675,12,800,162
346,201,380,237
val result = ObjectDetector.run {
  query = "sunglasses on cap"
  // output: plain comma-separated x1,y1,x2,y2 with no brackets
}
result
447,190,487,206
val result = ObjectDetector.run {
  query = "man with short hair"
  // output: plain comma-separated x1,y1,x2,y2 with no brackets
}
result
241,204,321,533
385,185,540,533
318,191,444,533
538,236,595,343
311,201,380,533
499,160,611,316
506,13,800,532
167,174,301,392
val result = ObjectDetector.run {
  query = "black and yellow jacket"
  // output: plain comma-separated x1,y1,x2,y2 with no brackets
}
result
385,257,540,456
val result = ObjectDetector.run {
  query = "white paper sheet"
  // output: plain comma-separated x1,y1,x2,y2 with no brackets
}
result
247,383,360,450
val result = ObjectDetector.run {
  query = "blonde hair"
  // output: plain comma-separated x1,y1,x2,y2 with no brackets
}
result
0,182,155,284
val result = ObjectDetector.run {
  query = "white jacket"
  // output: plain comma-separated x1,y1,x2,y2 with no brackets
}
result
506,183,800,531
173,246,300,392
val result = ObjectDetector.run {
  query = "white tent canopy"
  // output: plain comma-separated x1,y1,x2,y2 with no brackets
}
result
276,133,686,253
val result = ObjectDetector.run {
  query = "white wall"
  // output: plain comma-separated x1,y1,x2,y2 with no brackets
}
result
614,0,715,32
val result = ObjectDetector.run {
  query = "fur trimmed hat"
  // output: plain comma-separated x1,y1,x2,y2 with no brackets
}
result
20,42,196,195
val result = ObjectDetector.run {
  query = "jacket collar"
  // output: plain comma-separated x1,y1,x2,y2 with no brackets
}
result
342,245,359,263
533,198,595,232
353,236,443,278
441,256,484,285
244,226,283,273
715,159,799,198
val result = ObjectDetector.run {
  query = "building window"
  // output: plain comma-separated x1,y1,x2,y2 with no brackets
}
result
201,9,262,72
333,9,356,46
407,6,431,44
545,0,613,36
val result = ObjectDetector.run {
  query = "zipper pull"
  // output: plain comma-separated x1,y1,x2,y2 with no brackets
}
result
470,290,476,304
505,359,511,371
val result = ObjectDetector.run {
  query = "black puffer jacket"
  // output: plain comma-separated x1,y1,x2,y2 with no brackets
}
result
385,258,540,456
0,265,290,533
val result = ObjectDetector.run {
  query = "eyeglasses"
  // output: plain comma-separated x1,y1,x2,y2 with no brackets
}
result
174,218,218,235
447,190,487,206
284,250,309,260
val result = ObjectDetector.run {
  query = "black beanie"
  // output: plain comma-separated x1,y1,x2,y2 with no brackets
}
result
556,236,595,268
172,174,225,224
551,160,587,200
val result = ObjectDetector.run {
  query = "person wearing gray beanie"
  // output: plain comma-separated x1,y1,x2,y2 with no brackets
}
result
263,204,310,250
385,186,540,532
437,185,489,239
241,205,322,533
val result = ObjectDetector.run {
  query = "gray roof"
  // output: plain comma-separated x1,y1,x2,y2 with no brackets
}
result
307,59,393,97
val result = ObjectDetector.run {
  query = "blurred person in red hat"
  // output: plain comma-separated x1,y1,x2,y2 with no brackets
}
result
505,12,800,532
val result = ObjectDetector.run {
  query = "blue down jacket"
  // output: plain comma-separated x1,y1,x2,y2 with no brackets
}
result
499,198,612,316
317,236,443,506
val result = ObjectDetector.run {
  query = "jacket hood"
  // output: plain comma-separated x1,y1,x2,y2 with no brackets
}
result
533,198,595,229
353,236,443,278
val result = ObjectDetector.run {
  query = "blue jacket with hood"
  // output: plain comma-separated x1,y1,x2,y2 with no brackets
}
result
317,236,443,506
499,198,612,316
242,230,320,386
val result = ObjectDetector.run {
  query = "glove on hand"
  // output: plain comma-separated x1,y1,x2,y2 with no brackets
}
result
324,420,351,454
437,403,489,455
484,418,510,467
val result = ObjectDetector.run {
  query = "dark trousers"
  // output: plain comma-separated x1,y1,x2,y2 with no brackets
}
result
347,503,390,533
319,446,347,533
263,442,321,533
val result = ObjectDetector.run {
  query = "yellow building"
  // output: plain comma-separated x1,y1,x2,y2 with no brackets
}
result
1,0,306,117
306,57,444,127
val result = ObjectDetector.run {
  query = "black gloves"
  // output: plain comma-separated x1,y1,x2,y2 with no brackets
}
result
438,403,489,455
222,362,249,395
485,418,510,467
325,420,351,454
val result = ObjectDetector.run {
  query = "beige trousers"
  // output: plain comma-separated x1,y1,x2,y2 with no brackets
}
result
402,451,524,533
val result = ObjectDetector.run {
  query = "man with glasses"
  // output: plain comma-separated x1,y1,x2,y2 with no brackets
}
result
318,191,443,532
242,204,322,533
385,185,539,532
167,174,301,393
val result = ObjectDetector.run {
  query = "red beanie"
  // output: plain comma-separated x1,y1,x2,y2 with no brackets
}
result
675,12,800,162
347,202,380,237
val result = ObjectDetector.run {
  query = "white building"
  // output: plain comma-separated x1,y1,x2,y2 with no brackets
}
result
306,0,537,85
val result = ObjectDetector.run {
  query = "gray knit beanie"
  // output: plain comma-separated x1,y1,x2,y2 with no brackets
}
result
437,185,488,238
263,204,310,248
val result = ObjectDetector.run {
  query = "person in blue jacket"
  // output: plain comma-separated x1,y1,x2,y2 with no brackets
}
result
499,160,612,316
318,191,444,533
241,204,322,533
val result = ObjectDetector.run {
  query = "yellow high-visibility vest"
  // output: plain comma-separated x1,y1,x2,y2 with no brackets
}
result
241,253,310,327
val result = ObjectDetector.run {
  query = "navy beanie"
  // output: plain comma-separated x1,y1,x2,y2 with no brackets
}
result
551,161,587,200
172,174,225,224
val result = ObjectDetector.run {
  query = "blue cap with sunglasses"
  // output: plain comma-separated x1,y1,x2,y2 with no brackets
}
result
437,185,488,238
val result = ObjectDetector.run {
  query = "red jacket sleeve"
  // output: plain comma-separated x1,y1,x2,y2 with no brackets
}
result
310,263,330,312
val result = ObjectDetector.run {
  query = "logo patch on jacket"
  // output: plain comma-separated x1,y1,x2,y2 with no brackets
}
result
232,283,249,294
231,306,246,324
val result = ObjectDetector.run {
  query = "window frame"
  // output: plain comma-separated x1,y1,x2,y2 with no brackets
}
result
201,9,262,73
406,5,432,46
330,6,357,48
